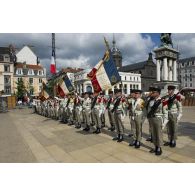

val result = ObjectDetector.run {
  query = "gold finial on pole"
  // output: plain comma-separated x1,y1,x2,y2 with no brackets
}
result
104,36,110,51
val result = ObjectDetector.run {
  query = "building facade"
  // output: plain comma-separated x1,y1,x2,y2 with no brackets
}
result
119,53,156,91
178,57,195,88
13,46,46,96
0,47,15,95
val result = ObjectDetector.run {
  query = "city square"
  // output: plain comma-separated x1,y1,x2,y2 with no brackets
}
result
0,106,194,163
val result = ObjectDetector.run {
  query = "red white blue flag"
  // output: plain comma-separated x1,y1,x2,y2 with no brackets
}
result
50,55,56,74
58,74,75,96
87,50,121,93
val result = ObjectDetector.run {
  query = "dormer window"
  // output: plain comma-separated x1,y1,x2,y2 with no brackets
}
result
28,69,34,75
4,55,10,62
38,70,43,76
16,68,23,75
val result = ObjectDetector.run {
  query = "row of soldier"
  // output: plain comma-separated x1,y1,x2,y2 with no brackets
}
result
33,85,183,156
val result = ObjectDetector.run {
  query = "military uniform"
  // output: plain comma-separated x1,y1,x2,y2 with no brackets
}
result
74,95,82,128
67,96,75,125
148,87,168,155
82,93,92,131
129,90,145,148
112,89,126,142
144,87,155,142
164,85,183,147
106,91,115,131
99,93,106,128
91,94,102,134
127,90,136,137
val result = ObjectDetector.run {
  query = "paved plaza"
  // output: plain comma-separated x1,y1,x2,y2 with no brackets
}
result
0,107,195,163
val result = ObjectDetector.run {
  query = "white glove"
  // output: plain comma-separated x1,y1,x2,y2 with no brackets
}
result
177,114,182,122
162,119,168,130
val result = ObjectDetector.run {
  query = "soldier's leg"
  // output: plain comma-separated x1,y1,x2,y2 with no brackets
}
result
101,113,105,127
150,117,163,155
172,113,178,141
116,112,125,142
108,110,115,130
91,112,95,125
135,115,142,142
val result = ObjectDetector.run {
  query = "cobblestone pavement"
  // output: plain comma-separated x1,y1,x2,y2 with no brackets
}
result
0,107,195,163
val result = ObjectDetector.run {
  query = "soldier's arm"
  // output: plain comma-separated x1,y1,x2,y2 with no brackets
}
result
176,100,182,120
162,104,169,124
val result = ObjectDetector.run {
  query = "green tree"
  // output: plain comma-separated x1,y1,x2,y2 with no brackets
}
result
16,79,26,99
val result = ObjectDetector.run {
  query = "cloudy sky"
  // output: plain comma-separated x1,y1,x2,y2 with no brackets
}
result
0,33,195,71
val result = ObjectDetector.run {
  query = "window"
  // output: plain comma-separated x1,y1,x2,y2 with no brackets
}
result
124,76,126,81
29,78,33,85
4,86,11,94
39,86,42,92
28,69,34,75
17,68,23,75
4,56,10,62
190,83,192,87
130,84,132,89
130,77,132,81
29,89,34,95
124,84,127,94
39,78,42,83
134,77,135,81
4,64,10,72
38,70,43,75
4,75,11,84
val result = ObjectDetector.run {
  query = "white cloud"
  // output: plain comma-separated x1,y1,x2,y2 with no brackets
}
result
172,33,195,59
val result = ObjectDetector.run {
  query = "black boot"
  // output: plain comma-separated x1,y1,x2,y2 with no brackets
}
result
113,134,120,141
135,141,141,148
150,146,157,153
117,134,124,142
129,140,137,146
128,133,133,137
170,140,176,148
146,136,152,142
164,141,171,146
83,125,90,131
93,128,101,134
155,147,162,155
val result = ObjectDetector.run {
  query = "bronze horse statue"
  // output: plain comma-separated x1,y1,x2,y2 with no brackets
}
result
160,33,173,47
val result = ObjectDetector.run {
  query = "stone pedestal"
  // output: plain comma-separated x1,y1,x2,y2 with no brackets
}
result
153,46,180,95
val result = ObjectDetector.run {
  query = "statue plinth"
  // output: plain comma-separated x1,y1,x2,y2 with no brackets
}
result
153,45,180,96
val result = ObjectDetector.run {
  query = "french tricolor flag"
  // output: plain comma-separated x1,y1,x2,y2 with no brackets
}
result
88,50,121,93
50,55,56,74
58,74,75,96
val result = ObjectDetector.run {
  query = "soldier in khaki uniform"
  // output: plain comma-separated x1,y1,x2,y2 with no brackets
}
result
129,90,145,148
144,87,155,142
112,89,126,142
127,89,136,137
91,92,102,134
62,96,69,124
99,91,106,128
148,87,168,155
67,94,75,126
82,92,92,131
74,94,82,129
106,90,115,131
164,85,183,147
89,92,95,126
